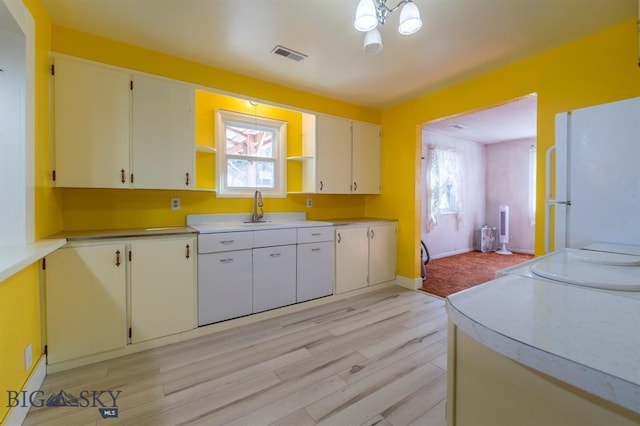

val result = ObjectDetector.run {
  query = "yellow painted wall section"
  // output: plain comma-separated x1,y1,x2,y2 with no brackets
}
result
0,263,42,424
369,20,640,279
25,0,61,239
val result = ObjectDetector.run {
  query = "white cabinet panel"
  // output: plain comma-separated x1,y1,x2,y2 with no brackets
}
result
369,223,397,285
53,57,130,188
352,121,381,194
252,245,297,313
335,226,370,294
297,226,334,243
315,115,352,193
46,244,127,364
130,237,195,343
297,241,334,302
132,74,195,189
198,250,253,325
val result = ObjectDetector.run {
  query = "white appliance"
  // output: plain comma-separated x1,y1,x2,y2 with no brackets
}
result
496,204,512,255
496,97,640,296
547,96,640,252
475,226,497,252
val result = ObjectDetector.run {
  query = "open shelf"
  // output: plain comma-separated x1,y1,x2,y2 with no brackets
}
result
196,145,217,154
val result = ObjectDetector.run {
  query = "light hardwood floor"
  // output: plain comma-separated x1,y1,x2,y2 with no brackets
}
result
24,286,448,426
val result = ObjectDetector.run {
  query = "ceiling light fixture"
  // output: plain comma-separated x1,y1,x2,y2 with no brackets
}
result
354,0,422,55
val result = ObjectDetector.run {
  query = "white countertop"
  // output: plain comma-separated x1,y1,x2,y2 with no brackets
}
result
0,239,67,282
446,274,640,414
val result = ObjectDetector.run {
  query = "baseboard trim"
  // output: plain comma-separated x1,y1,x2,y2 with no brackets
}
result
430,248,474,260
4,355,46,426
395,275,422,290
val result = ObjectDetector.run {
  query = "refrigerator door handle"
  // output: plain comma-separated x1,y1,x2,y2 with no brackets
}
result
544,145,557,254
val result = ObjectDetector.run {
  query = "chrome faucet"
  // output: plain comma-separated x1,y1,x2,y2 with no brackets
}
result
251,190,264,223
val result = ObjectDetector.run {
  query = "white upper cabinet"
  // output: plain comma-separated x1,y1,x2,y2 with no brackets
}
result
315,115,352,194
52,56,195,190
132,74,195,189
53,56,131,188
298,113,381,194
352,121,381,194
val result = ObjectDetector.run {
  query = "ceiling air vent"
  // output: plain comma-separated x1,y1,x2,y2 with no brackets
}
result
271,45,307,62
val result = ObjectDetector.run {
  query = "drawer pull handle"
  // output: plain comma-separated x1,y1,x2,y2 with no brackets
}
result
185,244,191,259
115,250,121,267
270,253,281,258
311,233,321,236
311,248,321,252
120,169,126,184
220,240,235,245
185,172,190,186
220,258,234,264
337,232,341,243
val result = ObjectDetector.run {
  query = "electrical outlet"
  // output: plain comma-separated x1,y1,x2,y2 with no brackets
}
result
306,198,313,208
171,197,181,210
25,343,32,371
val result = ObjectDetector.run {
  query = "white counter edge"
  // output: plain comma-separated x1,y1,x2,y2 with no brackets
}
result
446,299,640,415
0,239,67,282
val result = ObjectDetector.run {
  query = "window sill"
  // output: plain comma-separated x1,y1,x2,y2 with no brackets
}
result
0,239,66,282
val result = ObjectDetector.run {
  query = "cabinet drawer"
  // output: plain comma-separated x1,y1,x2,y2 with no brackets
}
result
253,228,297,248
297,226,334,243
198,231,253,253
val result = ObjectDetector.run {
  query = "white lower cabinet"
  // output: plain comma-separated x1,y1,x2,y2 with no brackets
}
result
335,226,370,294
252,245,296,313
130,237,196,343
45,235,197,364
297,241,334,302
46,243,128,364
335,222,397,294
198,249,253,325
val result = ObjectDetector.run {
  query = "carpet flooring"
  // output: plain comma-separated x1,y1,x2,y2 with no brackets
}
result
419,250,534,298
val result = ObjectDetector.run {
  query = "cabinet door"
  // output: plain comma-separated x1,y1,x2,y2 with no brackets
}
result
198,250,252,325
315,115,352,193
297,242,335,302
46,244,127,364
53,57,131,188
130,237,195,343
369,223,397,285
335,227,369,294
132,74,195,189
352,122,381,194
252,245,297,313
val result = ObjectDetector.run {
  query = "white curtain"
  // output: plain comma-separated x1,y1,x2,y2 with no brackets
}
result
425,146,464,232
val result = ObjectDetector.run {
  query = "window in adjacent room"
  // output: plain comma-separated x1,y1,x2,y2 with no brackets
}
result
425,146,464,231
216,109,287,197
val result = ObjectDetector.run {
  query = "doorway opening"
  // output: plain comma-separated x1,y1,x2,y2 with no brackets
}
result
419,94,537,297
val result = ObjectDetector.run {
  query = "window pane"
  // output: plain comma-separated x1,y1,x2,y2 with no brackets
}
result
225,124,274,159
226,159,275,189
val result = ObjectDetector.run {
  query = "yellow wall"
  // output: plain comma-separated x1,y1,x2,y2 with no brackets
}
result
369,19,640,279
0,0,54,422
0,264,42,423
51,26,379,231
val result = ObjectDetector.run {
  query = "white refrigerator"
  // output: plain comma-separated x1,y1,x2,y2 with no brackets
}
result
547,96,640,252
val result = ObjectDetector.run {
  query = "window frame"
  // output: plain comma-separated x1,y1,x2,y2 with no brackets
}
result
215,109,287,198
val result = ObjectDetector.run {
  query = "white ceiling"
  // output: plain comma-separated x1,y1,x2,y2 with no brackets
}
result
40,0,636,109
424,94,537,144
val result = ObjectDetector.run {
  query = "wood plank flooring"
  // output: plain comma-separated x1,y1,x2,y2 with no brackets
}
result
24,286,448,426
